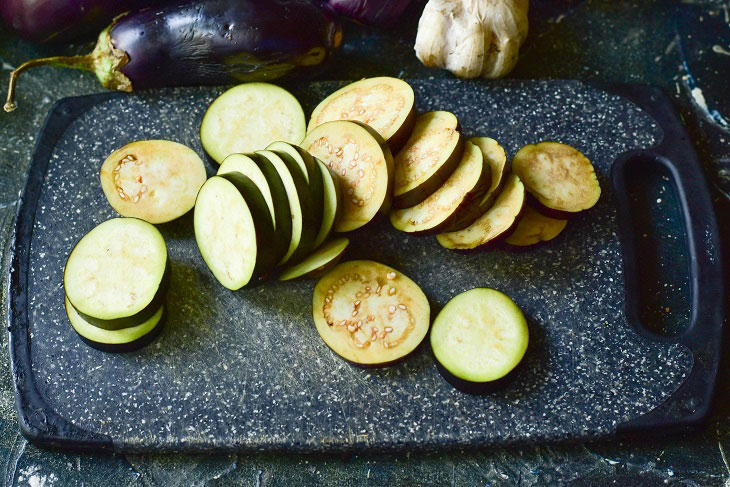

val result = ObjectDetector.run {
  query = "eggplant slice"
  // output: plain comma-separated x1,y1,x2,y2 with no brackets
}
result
194,174,277,290
436,174,525,250
218,153,277,226
255,150,319,265
266,141,317,184
64,218,168,321
74,262,170,331
200,83,306,164
512,142,600,215
266,142,325,245
301,121,393,232
457,137,508,218
312,260,430,365
279,237,349,281
431,288,528,386
308,77,416,150
505,206,568,247
312,159,343,249
393,111,463,209
100,140,207,224
389,141,490,235
65,296,164,353
445,137,508,230
217,152,294,263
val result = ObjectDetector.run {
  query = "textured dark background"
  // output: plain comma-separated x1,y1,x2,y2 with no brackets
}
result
1,0,729,485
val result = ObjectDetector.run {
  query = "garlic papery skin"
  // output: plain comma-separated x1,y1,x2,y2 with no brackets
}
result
414,0,529,79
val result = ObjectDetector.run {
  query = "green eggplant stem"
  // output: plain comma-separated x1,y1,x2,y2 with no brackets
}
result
4,25,131,113
5,55,96,112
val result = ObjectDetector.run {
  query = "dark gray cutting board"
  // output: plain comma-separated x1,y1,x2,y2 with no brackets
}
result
8,80,723,453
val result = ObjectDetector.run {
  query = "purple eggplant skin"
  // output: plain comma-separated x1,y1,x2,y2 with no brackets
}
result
322,0,412,27
3,0,342,111
0,0,154,43
111,0,342,89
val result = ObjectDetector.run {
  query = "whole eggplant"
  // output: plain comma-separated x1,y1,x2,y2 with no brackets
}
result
5,0,342,111
0,0,156,43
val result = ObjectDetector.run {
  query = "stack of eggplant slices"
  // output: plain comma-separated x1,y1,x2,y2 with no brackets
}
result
63,77,600,392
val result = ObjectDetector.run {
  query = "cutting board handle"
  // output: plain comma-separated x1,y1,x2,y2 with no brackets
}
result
600,83,724,435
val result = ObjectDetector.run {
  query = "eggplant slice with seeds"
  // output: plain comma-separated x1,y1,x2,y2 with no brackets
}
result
301,120,393,232
308,77,416,150
200,83,306,164
436,174,525,250
389,141,490,235
279,237,349,281
448,136,509,227
348,121,395,215
393,111,463,208
512,142,600,216
100,140,207,224
504,206,568,247
312,260,430,366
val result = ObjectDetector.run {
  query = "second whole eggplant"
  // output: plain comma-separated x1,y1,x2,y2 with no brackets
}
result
5,0,342,111
322,0,413,27
0,0,159,43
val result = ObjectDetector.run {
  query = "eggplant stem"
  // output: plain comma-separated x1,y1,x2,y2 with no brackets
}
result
5,55,94,112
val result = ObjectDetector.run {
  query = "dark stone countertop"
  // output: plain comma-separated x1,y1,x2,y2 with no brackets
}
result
1,0,728,485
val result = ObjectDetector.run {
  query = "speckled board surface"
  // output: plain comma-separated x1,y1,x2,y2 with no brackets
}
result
18,80,693,452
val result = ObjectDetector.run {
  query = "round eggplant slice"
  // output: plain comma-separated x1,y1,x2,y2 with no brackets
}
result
313,260,430,366
312,159,343,249
255,150,318,265
279,237,349,281
307,77,416,150
218,152,293,262
76,263,170,331
505,206,568,247
265,141,316,183
454,137,508,220
200,83,306,164
347,121,395,215
389,141,490,235
431,288,528,387
99,140,207,224
244,152,294,263
436,174,525,250
194,174,277,290
64,218,167,321
301,121,393,232
217,153,277,227
512,142,600,215
65,296,164,353
446,137,508,231
266,143,325,240
393,111,463,209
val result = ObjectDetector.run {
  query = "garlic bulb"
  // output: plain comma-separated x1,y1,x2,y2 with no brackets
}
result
414,0,529,79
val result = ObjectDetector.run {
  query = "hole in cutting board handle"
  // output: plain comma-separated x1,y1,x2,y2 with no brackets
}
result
613,151,691,339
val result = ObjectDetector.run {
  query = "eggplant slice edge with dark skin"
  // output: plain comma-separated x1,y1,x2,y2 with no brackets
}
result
5,0,343,111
